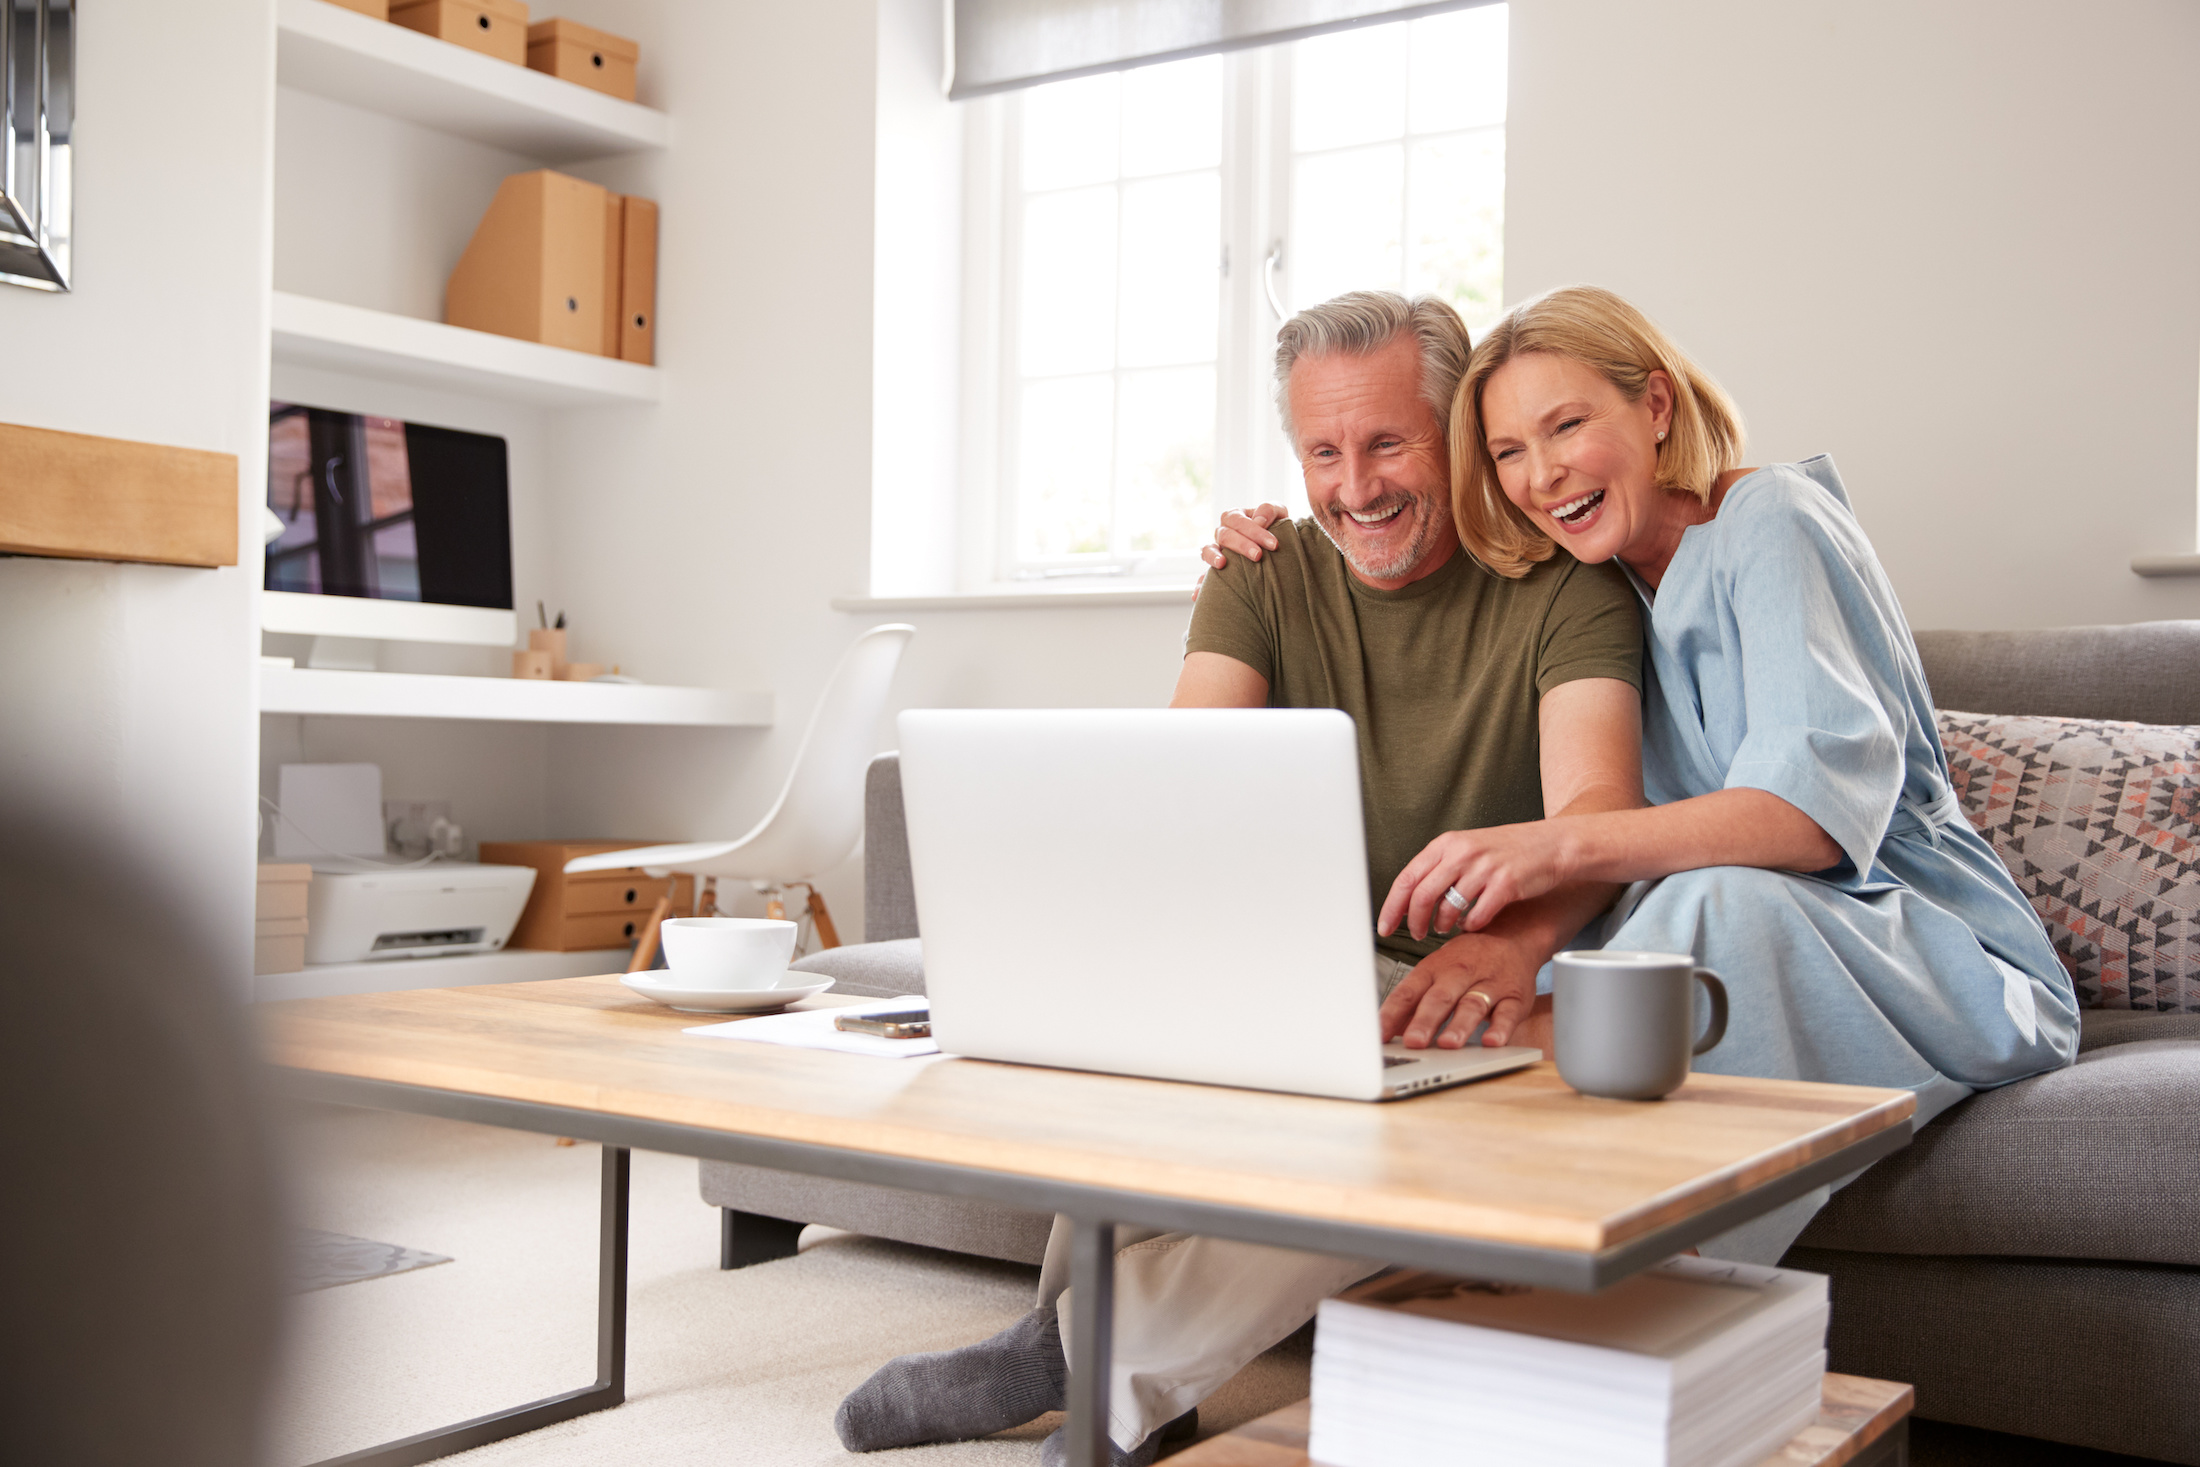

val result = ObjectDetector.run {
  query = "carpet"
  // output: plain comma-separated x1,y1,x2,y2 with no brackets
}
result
290,1229,452,1293
269,1103,1314,1466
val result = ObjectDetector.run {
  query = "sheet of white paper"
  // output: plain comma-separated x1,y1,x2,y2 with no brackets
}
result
684,996,939,1057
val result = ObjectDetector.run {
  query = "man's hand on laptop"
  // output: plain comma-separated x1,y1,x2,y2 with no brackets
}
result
1379,933,1543,1050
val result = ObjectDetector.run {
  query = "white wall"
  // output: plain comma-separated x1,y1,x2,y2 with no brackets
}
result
536,0,1193,938
0,0,274,993
1506,0,2200,630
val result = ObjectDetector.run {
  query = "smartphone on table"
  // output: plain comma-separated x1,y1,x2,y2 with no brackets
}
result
833,1008,931,1039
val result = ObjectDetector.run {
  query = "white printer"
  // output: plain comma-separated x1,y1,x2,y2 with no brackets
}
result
306,862,537,965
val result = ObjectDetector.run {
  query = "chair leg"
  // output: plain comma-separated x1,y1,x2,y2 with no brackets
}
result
805,886,842,949
720,1208,805,1269
626,894,672,974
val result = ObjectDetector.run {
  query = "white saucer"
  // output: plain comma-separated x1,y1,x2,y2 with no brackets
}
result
619,972,834,1013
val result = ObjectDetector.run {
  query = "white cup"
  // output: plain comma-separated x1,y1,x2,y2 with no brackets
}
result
658,917,798,989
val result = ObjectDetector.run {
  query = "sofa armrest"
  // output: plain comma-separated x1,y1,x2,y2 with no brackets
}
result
865,753,918,942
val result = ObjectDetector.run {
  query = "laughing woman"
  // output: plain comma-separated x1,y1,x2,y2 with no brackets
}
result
1208,286,2077,1261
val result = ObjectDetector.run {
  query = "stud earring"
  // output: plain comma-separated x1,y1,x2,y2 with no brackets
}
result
1657,431,1666,441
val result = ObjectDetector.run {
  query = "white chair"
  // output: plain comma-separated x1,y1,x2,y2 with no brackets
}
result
566,623,914,966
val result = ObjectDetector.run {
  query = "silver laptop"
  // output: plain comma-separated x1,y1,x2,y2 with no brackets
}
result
896,708,1541,1101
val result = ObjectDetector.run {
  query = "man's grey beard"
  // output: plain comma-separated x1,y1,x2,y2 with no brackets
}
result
1312,492,1448,582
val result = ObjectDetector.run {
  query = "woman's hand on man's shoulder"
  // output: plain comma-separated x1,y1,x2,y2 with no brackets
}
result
1199,504,1290,571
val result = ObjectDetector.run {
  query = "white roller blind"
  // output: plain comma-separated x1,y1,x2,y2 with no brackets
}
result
949,0,1496,98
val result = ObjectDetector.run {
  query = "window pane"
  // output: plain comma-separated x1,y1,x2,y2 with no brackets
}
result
1406,131,1505,333
1018,376,1115,558
1408,6,1508,134
1117,172,1220,367
1022,72,1119,191
1020,186,1118,377
1116,366,1215,555
1121,54,1223,178
1291,24,1408,153
1289,143,1404,310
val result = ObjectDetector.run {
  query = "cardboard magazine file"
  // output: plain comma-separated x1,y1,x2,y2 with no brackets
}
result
447,170,613,354
391,0,529,65
526,17,639,101
595,193,658,365
617,195,657,365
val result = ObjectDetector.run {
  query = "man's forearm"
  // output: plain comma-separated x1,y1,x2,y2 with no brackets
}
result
1454,876,1620,972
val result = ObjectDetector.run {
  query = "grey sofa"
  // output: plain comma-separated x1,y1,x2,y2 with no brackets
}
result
700,623,2200,1463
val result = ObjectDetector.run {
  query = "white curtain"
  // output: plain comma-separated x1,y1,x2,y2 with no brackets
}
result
948,0,1495,98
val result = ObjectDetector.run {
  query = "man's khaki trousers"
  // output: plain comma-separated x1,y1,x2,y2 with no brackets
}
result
1032,954,1413,1450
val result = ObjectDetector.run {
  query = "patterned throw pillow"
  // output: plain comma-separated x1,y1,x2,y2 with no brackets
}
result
1939,711,2200,1011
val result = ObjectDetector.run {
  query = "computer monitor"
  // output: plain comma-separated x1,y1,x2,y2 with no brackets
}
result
262,403,517,650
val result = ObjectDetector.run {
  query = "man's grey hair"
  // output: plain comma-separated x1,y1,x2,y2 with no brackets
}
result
1273,291,1474,443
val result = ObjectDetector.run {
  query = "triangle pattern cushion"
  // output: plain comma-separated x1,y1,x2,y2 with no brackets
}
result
1940,710,2200,1011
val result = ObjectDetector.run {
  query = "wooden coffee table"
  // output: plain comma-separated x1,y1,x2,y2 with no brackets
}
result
260,975,1916,1467
1171,1375,1913,1467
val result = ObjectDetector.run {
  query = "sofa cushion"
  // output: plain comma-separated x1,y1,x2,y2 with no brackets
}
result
789,937,925,999
1939,709,2200,1011
1780,1248,2200,1465
697,1161,1053,1266
1915,622,2200,725
1794,1014,2200,1266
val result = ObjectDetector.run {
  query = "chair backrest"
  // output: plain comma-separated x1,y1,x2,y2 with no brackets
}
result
862,753,919,940
719,624,914,884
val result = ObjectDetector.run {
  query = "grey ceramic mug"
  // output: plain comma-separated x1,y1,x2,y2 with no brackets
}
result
1552,950,1729,1100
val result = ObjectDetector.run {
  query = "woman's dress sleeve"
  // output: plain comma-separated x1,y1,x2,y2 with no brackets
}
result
1717,483,1908,878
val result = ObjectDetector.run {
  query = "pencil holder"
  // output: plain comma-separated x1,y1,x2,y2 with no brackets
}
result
527,627,568,676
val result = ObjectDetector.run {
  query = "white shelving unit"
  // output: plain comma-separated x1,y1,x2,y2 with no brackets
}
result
254,945,631,1003
272,291,661,405
262,664,772,727
275,0,671,160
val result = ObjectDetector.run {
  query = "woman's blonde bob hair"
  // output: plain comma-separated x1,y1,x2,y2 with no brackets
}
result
1451,285,1745,578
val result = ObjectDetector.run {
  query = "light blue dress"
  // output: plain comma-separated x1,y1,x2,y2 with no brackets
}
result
1568,456,2079,1260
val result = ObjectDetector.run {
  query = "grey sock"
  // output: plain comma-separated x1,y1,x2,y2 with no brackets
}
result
834,1305,1066,1452
1039,1407,1197,1467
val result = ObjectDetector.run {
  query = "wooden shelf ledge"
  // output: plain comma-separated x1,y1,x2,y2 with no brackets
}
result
0,420,236,567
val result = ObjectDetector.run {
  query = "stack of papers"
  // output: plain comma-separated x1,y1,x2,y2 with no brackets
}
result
685,997,940,1058
1309,1256,1828,1467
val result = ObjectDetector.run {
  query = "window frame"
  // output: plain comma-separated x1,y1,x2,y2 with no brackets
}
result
956,19,1505,593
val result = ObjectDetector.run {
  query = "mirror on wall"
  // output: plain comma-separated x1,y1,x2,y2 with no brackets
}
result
1,0,72,292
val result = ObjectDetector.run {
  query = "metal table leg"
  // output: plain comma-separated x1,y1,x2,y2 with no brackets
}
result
309,1144,632,1467
1065,1218,1118,1467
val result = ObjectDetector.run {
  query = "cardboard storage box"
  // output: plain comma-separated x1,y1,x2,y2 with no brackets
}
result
526,17,638,101
254,933,308,976
255,862,312,975
479,840,694,951
391,0,528,66
322,0,390,18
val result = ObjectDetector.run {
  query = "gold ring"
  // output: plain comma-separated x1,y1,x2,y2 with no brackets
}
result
1465,989,1495,1013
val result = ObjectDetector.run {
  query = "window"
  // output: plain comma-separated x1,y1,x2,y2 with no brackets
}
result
969,5,1508,586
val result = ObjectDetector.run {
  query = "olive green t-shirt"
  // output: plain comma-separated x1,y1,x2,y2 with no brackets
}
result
1187,523,1643,963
